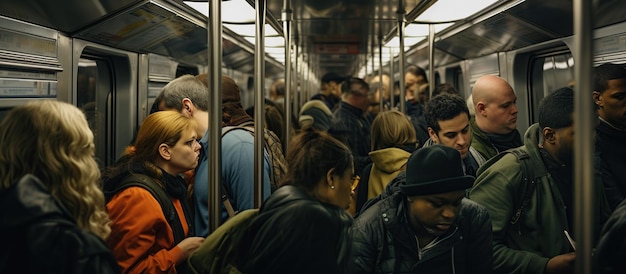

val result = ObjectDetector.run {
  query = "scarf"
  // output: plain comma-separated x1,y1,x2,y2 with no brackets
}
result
486,129,522,152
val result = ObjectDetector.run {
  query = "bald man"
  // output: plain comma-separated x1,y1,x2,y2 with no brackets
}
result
469,75,522,159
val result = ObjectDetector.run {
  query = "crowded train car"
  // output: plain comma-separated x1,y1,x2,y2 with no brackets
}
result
1,0,625,273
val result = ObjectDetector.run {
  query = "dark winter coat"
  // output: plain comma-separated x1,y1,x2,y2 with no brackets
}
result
0,174,119,274
351,187,492,273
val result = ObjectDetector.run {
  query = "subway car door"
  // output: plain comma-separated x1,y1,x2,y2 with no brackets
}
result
73,40,137,169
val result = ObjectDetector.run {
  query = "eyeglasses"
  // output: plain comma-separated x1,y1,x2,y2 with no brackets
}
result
351,175,360,192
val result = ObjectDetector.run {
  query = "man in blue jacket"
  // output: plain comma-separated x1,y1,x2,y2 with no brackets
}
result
156,75,271,236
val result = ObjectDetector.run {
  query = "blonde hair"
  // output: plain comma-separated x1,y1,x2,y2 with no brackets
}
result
0,100,110,239
370,110,417,151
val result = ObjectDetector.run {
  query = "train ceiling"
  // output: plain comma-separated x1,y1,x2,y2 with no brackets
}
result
1,0,625,79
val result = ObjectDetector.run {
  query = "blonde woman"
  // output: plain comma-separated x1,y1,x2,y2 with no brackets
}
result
356,110,417,212
104,111,204,273
0,100,118,273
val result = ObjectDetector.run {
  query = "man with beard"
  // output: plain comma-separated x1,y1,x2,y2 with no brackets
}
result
593,63,626,210
470,75,522,159
422,93,487,177
470,87,611,274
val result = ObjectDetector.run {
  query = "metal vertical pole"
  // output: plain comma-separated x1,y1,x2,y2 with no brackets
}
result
378,35,384,111
282,0,293,152
428,24,435,97
370,38,376,77
389,47,395,108
305,54,310,99
208,0,222,232
254,0,266,208
397,3,406,114
294,45,300,107
573,0,594,273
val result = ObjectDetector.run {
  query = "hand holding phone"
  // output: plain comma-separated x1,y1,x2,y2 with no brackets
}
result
564,230,576,251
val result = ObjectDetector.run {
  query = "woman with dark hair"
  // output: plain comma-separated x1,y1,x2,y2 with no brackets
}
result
239,130,358,273
236,129,356,273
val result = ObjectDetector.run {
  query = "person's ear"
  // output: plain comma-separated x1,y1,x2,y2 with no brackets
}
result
476,101,487,116
427,127,439,143
182,98,195,116
326,168,336,187
543,127,556,144
593,91,603,108
159,143,171,160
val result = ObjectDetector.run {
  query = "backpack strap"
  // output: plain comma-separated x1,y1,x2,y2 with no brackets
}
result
506,148,537,226
112,174,187,244
262,128,287,192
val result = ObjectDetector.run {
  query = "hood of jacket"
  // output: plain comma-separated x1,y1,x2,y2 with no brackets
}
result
0,174,74,231
522,123,549,176
368,148,411,174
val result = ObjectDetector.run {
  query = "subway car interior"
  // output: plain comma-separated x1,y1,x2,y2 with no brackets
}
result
1,0,625,272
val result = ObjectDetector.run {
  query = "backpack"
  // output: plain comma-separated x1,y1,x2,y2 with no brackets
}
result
222,125,287,192
475,147,538,228
104,174,187,244
188,209,259,274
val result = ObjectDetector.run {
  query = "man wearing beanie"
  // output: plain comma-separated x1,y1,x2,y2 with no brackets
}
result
351,145,492,273
298,99,334,131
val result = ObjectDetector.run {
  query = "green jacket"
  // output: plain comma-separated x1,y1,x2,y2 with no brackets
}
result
469,118,498,159
469,123,611,274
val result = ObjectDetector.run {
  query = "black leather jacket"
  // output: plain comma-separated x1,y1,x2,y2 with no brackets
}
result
351,181,493,274
237,185,353,274
0,174,120,274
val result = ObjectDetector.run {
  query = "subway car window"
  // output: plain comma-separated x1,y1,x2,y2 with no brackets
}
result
529,52,574,124
452,66,464,96
176,65,199,77
77,57,113,168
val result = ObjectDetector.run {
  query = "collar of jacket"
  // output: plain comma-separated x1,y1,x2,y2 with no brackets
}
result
337,101,364,117
380,192,464,259
260,185,314,212
0,174,74,230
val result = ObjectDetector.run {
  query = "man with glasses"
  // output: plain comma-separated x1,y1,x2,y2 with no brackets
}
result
330,77,372,177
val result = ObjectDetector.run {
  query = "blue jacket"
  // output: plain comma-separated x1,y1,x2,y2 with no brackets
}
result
194,128,271,236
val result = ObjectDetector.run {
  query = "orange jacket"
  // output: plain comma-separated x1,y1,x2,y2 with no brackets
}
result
106,187,189,273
